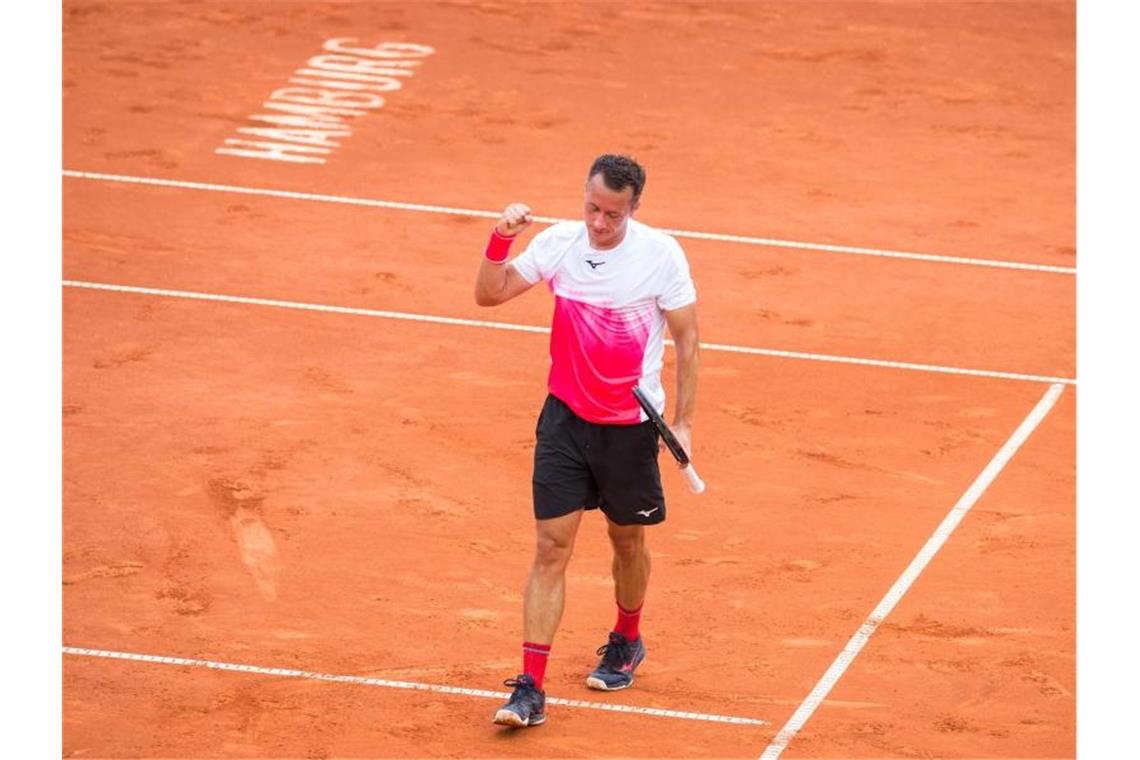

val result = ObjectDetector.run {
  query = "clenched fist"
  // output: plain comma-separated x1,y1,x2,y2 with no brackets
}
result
496,203,533,237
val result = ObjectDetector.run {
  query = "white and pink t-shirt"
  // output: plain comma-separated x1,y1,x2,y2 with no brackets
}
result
510,219,697,425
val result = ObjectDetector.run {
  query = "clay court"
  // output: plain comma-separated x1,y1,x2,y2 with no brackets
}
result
62,2,1075,757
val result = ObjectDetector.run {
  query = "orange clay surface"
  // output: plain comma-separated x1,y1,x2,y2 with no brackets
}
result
62,2,1075,758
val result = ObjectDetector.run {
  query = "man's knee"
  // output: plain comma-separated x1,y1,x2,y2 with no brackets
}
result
608,524,646,562
533,520,578,572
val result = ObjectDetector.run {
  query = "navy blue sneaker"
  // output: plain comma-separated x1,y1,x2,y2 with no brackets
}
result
586,631,646,691
493,674,546,727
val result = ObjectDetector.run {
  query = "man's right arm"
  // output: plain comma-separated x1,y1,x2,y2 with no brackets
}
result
474,202,538,306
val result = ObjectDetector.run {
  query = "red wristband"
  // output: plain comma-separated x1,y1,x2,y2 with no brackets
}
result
484,228,515,263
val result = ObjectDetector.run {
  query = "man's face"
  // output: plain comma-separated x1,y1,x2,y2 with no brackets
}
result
583,173,639,250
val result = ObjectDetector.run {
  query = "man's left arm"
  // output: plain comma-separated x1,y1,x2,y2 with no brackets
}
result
664,303,700,459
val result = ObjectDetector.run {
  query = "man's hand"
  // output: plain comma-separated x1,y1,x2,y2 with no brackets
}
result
497,203,533,237
670,420,693,466
475,203,539,307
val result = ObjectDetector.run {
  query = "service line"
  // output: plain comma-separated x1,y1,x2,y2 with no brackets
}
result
62,647,766,726
62,280,1076,386
757,382,1067,759
61,170,1075,275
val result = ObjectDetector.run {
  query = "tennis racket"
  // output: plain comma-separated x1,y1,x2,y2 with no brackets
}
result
632,386,706,494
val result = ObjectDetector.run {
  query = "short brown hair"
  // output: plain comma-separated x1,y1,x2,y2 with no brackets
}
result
588,154,646,202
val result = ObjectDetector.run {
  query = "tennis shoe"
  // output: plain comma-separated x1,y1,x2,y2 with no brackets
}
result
492,674,546,728
586,631,646,691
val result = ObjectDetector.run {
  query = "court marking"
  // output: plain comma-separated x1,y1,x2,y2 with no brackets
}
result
758,382,1067,759
61,169,1076,275
62,646,767,726
62,280,1077,386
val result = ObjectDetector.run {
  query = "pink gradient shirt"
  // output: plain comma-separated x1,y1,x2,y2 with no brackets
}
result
511,219,696,424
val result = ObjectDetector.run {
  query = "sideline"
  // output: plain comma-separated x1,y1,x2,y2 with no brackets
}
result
62,647,767,726
757,382,1067,758
62,169,1076,275
62,280,1077,386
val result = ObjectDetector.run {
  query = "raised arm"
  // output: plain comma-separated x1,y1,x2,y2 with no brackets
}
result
474,202,539,307
663,303,700,458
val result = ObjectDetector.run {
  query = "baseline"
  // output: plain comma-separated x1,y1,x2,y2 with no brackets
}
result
62,170,1075,275
62,280,1076,386
757,382,1067,759
62,647,766,726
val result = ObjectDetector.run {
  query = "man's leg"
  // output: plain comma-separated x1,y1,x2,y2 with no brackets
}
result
494,509,584,728
524,509,585,646
586,518,650,691
607,519,650,612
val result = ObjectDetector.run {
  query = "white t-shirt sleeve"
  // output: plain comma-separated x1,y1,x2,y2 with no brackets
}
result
658,239,697,311
509,224,562,284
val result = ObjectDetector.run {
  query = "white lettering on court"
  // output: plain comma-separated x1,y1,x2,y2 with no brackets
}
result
217,39,433,165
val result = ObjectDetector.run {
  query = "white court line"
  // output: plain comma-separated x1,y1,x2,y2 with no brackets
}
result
62,646,766,726
62,170,1076,275
758,382,1067,759
62,280,1076,386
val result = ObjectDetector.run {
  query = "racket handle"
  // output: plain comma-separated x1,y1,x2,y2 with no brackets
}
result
680,463,706,494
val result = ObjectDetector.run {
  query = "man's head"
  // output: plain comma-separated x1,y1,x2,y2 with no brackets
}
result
583,154,645,250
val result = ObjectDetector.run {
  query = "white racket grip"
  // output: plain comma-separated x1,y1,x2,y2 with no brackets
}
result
680,463,706,494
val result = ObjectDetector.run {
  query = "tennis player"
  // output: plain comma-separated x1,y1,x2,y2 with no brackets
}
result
474,154,700,728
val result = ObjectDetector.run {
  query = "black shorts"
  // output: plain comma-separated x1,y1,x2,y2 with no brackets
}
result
532,394,666,525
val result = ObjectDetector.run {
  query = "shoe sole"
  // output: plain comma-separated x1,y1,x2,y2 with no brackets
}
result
585,675,633,691
493,709,546,727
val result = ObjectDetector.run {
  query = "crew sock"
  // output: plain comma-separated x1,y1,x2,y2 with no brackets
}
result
522,641,551,689
615,602,643,642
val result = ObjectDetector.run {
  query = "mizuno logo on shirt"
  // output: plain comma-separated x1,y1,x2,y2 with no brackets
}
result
586,259,606,269
636,507,660,518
